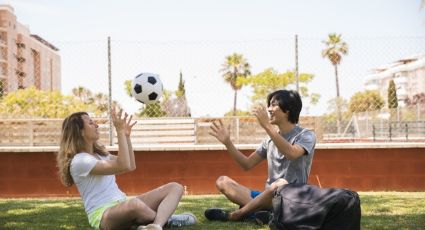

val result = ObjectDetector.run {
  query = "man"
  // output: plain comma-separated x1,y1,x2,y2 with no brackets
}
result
205,89,316,222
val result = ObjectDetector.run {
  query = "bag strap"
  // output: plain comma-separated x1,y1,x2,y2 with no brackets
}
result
290,128,309,144
270,185,289,230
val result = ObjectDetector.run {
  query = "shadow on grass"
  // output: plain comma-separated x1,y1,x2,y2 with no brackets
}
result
175,195,268,230
0,199,89,230
1,193,424,230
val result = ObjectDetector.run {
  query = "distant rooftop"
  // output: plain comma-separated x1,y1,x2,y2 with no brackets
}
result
371,54,425,73
30,34,59,51
0,4,14,12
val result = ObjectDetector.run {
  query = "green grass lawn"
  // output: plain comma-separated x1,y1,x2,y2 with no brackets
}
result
1,192,424,230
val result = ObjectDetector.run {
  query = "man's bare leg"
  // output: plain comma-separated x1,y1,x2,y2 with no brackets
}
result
228,179,289,221
216,175,253,206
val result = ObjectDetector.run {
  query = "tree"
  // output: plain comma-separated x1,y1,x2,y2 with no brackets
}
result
71,86,117,117
176,70,186,98
387,80,398,109
387,80,398,121
91,92,109,116
404,93,425,119
349,90,384,113
0,86,117,118
0,87,89,118
224,109,250,116
322,33,348,134
72,86,93,103
322,97,348,130
124,80,132,98
124,80,167,117
405,93,425,106
138,103,167,117
165,70,191,117
238,68,319,107
220,53,251,116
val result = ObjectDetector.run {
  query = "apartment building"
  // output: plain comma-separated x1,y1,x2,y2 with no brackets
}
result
0,4,61,96
364,54,425,107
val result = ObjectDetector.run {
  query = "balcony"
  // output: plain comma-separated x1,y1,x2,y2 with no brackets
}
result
16,42,25,49
365,83,378,91
394,77,408,85
15,69,26,77
0,70,6,78
15,56,25,63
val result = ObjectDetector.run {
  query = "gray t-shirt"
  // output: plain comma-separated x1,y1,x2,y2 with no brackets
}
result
256,125,316,188
70,152,126,214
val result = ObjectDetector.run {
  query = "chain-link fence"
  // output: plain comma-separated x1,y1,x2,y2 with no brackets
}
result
1,35,425,146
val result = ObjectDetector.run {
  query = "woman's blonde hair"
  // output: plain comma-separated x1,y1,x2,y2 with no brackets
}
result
57,112,107,187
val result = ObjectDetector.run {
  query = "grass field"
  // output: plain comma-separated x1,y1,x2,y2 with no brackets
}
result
1,192,424,230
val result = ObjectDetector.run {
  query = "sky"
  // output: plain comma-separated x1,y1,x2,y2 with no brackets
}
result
2,0,425,117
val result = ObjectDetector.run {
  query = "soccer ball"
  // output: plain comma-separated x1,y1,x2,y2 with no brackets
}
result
131,72,163,104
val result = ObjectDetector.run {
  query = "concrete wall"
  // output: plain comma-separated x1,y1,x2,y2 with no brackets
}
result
0,143,424,197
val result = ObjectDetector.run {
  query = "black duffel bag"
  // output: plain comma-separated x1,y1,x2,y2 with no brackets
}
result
269,183,361,230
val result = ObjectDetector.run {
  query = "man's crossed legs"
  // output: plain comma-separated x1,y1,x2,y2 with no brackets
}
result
205,176,288,223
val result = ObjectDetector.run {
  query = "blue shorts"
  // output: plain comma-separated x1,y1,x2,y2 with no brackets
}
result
238,190,262,220
251,190,261,199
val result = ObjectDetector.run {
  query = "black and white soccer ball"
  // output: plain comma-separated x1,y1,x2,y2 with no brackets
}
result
131,72,163,104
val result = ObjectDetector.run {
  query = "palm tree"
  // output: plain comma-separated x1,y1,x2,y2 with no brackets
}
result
220,53,251,116
93,92,109,114
176,70,186,98
72,86,93,103
322,33,348,135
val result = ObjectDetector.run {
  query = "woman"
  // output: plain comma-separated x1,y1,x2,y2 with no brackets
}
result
56,109,196,230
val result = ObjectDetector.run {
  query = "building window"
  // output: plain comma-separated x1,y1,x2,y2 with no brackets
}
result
16,42,26,48
16,56,25,63
31,49,41,89
15,69,26,77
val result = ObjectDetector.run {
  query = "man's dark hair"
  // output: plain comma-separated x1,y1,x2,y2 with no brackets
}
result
267,90,302,124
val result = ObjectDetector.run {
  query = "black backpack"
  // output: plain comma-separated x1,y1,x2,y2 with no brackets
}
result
269,183,361,230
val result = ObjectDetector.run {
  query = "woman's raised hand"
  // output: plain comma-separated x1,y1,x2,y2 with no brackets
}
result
124,114,137,137
111,108,127,133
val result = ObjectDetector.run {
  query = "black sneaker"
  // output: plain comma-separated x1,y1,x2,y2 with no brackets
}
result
204,208,229,221
254,210,272,225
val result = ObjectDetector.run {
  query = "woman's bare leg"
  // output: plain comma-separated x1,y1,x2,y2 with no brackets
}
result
100,198,156,230
136,182,184,226
99,182,183,229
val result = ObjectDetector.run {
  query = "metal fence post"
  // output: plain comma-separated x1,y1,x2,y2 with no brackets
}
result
108,37,113,146
295,34,299,92
29,120,34,146
235,117,240,144
405,123,408,141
